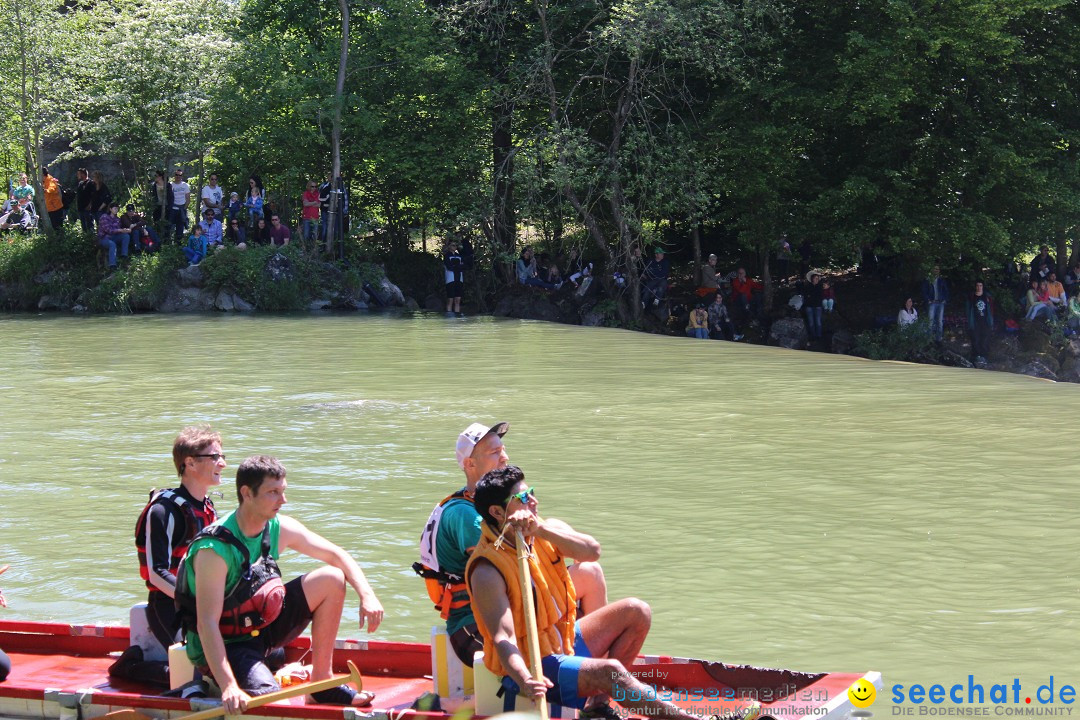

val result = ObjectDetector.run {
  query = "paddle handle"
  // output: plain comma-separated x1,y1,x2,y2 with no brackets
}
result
0,565,9,577
515,529,549,720
180,660,362,720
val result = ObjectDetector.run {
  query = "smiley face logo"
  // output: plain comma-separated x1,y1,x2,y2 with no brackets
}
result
848,679,876,708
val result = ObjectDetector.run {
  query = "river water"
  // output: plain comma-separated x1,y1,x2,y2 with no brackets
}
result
0,313,1076,695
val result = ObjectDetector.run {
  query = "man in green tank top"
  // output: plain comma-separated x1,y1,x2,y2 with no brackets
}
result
181,455,384,713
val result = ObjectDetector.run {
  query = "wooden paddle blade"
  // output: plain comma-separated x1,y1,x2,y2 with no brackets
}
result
91,710,152,720
345,659,363,690
0,564,10,577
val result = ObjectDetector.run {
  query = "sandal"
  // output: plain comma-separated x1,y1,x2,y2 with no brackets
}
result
308,684,376,707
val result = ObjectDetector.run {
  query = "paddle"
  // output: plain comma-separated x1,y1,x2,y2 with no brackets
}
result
0,564,9,577
91,660,363,720
514,529,549,720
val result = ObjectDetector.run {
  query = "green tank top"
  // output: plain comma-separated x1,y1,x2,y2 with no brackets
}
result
183,510,281,666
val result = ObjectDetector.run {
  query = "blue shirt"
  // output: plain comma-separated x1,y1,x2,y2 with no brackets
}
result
200,218,222,245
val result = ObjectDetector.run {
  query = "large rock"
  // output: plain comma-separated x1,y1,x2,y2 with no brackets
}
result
493,289,560,322
214,289,234,311
768,317,808,350
1064,338,1080,359
308,298,332,311
176,264,205,288
376,277,405,306
1058,356,1080,383
404,297,420,311
159,285,215,312
37,295,59,310
1018,359,1058,381
830,328,855,355
1019,323,1052,354
423,294,444,312
233,294,254,312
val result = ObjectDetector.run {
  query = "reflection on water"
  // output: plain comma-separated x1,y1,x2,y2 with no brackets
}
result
0,313,1076,690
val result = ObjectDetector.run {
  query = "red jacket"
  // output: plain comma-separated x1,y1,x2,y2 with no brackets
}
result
731,276,762,301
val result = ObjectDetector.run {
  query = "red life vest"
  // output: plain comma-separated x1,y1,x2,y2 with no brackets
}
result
175,524,287,638
135,488,216,592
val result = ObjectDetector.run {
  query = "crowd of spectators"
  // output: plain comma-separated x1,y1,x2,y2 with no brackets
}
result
5,167,352,268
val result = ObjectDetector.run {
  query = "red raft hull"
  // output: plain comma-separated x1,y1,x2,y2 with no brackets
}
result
0,620,877,720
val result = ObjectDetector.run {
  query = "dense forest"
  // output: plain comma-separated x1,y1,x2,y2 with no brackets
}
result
2,0,1079,322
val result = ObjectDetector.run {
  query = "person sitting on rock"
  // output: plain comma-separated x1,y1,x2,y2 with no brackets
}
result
640,247,670,307
1024,280,1052,321
822,279,836,313
1030,245,1055,281
686,302,709,339
1068,293,1080,331
184,225,209,265
708,292,740,341
730,267,763,323
695,254,721,297
0,198,32,232
898,297,918,327
516,247,555,290
1046,272,1067,313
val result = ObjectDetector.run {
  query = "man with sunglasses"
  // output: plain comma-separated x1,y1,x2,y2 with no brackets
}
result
416,425,608,690
112,426,224,685
467,466,734,720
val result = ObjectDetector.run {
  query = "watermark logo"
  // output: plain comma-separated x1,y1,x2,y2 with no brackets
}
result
850,680,878,709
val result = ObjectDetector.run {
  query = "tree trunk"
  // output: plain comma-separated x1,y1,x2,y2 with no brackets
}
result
761,251,773,312
326,0,349,257
492,100,515,266
1055,230,1068,276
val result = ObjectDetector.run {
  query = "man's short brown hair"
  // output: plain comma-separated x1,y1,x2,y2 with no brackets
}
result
172,425,221,477
236,455,286,503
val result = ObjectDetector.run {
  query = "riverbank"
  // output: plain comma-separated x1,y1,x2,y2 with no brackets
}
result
2,230,1076,383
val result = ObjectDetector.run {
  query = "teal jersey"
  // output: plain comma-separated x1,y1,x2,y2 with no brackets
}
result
435,497,482,634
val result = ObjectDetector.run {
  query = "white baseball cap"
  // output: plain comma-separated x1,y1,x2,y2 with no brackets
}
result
455,421,510,469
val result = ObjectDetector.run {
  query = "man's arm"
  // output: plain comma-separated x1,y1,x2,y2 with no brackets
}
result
470,561,551,699
193,549,251,714
535,517,601,563
145,504,179,597
277,515,383,631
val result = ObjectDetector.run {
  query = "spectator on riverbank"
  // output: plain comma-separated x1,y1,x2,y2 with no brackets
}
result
183,225,208,265
41,168,64,230
641,247,670,306
1069,294,1080,330
200,174,224,219
803,270,824,340
686,302,709,339
0,198,32,232
822,278,835,313
707,292,740,341
250,217,270,245
150,171,173,227
445,240,464,312
170,170,190,242
898,297,918,326
967,280,994,365
227,192,241,224
1046,272,1067,311
268,214,291,246
730,267,763,324
921,265,949,342
516,246,554,289
245,175,265,228
199,209,223,248
98,203,132,269
136,226,160,254
1024,279,1054,321
696,254,720,297
77,168,95,232
12,173,34,203
1030,245,1055,280
1065,262,1080,297
91,171,113,222
302,180,320,246
226,217,247,247
121,205,148,250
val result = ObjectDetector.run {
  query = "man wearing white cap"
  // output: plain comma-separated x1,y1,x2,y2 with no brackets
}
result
415,422,606,669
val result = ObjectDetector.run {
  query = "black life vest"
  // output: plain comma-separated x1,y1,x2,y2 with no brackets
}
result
175,523,286,638
135,488,216,592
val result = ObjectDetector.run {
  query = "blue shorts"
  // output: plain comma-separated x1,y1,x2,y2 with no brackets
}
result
501,622,593,711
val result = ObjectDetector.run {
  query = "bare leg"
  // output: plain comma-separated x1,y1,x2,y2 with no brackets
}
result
569,561,608,616
301,567,372,706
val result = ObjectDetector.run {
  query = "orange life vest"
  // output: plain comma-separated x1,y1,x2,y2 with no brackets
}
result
465,523,577,676
413,490,473,620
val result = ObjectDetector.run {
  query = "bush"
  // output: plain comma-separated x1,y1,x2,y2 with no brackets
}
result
852,319,945,362
200,244,323,310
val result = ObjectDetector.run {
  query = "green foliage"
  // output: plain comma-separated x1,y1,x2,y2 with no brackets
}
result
199,245,323,310
125,246,187,309
852,320,944,362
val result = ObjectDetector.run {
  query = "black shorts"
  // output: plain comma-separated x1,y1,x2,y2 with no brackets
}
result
222,576,313,695
446,281,463,298
449,623,483,667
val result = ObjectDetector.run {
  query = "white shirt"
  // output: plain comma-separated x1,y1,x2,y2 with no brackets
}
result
898,308,919,326
201,185,223,210
171,181,190,207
